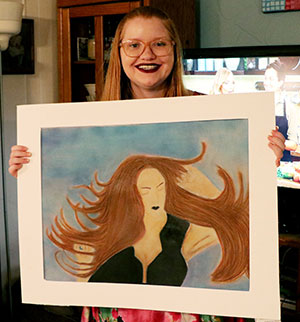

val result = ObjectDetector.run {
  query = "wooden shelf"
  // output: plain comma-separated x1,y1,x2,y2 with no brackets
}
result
73,60,95,64
277,178,300,189
280,234,300,249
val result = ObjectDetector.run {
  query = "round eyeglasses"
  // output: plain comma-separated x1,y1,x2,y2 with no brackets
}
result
120,39,174,58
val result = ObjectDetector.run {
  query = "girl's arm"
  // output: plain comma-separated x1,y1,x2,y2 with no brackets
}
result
181,224,219,262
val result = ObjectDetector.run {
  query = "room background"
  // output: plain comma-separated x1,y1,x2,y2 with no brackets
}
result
1,0,300,317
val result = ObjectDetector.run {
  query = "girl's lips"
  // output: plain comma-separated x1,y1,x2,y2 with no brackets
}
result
135,64,161,73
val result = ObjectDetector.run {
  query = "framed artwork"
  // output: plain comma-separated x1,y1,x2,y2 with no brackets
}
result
2,19,34,75
262,0,300,13
17,93,280,319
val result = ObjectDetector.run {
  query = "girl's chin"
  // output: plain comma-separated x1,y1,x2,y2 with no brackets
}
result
132,82,167,93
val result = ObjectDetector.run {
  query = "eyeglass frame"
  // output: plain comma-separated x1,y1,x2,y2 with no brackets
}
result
119,38,175,58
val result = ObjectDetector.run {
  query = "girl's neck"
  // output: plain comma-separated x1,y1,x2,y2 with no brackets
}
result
131,85,166,99
143,210,167,234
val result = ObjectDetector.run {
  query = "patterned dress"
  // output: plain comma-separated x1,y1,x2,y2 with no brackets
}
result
80,307,230,322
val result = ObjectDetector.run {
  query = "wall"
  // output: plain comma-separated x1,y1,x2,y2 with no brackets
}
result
199,0,300,48
2,0,58,284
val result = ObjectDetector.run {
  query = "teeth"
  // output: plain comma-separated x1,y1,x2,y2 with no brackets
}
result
137,65,158,70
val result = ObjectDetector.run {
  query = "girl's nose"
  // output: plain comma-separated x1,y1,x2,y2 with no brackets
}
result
140,44,156,59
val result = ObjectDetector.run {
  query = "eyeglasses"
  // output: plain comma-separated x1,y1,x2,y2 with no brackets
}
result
120,38,174,58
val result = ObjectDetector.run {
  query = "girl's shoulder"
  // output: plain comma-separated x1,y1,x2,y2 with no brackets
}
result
187,90,206,96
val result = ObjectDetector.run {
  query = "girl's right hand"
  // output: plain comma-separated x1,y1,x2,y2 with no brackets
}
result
8,145,31,178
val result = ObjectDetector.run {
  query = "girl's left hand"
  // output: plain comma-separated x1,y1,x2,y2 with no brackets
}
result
268,128,285,167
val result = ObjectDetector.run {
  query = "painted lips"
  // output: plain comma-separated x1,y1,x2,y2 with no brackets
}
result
136,64,161,73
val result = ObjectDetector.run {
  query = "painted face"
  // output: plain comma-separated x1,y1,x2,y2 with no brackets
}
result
120,17,175,98
136,168,166,216
264,67,282,92
220,73,235,94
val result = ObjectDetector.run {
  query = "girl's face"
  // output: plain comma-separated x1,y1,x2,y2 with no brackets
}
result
264,68,282,92
136,168,166,217
120,17,174,98
220,72,235,94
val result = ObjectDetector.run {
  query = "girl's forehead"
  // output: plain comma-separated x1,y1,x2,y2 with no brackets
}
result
122,17,169,40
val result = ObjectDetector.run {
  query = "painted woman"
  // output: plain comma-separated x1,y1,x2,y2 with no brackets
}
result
47,142,249,286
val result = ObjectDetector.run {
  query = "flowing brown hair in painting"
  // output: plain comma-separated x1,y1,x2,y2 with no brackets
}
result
101,6,190,101
47,142,249,284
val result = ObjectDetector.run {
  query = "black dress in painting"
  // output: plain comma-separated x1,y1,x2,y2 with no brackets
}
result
88,214,189,286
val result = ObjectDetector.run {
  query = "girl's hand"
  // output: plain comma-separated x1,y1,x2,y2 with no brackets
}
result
8,145,31,178
268,129,285,167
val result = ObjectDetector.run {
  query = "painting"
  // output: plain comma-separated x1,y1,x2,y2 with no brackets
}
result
262,0,300,13
42,120,249,290
2,19,34,75
17,93,280,319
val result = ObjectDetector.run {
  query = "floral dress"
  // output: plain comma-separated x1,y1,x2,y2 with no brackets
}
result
81,307,229,322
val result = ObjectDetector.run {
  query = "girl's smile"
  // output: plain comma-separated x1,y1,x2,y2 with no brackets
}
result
135,63,161,72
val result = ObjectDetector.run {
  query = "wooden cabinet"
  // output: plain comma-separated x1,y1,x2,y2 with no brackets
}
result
57,0,195,102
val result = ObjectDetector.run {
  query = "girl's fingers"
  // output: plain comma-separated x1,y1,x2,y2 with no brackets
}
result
268,142,283,167
271,129,285,141
10,151,32,159
8,164,23,178
8,145,31,178
9,157,30,166
268,135,285,151
11,145,28,152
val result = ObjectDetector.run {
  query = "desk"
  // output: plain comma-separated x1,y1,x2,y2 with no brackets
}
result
277,178,300,189
279,234,300,312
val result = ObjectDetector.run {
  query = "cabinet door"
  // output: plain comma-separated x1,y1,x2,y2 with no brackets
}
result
58,1,141,102
143,0,195,49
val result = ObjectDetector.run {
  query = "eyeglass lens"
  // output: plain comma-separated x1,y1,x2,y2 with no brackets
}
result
122,39,173,57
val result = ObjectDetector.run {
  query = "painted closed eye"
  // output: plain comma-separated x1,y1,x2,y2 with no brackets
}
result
157,182,165,191
140,188,151,195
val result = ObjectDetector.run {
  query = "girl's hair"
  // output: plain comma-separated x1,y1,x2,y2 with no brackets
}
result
101,6,190,100
210,68,234,95
47,142,249,284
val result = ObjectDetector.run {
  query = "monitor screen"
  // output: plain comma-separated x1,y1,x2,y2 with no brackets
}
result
182,46,300,191
182,46,300,95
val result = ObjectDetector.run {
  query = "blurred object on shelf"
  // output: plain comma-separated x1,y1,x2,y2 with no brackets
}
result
88,35,95,60
84,83,95,101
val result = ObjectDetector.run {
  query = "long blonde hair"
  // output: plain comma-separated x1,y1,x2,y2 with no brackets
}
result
101,6,190,100
210,67,234,95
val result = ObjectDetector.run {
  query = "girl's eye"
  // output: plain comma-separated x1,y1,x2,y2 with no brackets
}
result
154,41,167,47
129,42,141,49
